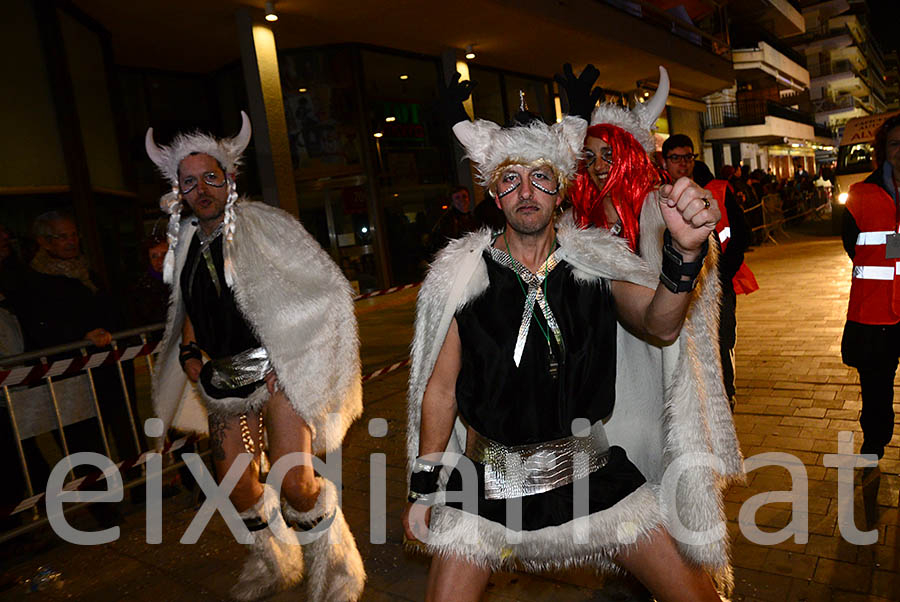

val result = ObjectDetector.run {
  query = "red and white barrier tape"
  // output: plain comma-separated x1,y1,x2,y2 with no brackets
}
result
361,358,410,383
0,342,158,388
3,356,411,516
353,282,420,301
3,433,199,518
0,281,420,388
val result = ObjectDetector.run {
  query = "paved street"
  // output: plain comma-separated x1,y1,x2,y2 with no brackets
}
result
2,221,898,601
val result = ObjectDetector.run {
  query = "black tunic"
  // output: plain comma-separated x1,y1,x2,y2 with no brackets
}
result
180,232,260,361
445,249,645,530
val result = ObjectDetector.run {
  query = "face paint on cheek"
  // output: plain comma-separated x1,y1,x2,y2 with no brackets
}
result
530,178,559,196
497,180,521,199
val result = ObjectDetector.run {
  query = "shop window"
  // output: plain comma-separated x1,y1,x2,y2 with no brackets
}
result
504,75,554,124
279,47,362,181
469,68,505,124
362,49,454,285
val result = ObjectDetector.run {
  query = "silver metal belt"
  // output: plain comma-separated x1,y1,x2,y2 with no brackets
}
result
466,422,610,500
208,347,272,390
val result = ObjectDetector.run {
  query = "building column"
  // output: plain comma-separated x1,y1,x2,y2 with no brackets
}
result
235,8,297,214
33,0,108,288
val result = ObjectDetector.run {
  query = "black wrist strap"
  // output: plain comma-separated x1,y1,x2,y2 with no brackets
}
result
178,342,202,370
408,459,442,502
660,229,708,293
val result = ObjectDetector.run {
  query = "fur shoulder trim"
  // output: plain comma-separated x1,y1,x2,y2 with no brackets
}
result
151,219,206,436
556,211,657,288
406,229,492,467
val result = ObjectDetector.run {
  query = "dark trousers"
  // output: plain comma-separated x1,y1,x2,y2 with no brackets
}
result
857,364,897,458
719,286,737,400
842,320,900,458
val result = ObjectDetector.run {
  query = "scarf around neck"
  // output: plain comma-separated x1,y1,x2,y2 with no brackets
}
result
30,248,98,294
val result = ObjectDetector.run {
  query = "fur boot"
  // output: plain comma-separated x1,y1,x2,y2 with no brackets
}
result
231,483,304,601
282,477,366,602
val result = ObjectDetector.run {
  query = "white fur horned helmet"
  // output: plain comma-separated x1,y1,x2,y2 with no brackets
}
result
145,111,252,286
452,115,587,192
589,66,670,153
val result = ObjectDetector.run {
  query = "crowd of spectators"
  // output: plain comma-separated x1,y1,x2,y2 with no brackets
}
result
0,212,168,522
712,162,831,245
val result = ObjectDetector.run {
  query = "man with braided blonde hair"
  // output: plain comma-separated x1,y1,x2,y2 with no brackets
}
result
147,113,365,601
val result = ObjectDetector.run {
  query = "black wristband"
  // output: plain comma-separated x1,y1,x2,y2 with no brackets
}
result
178,342,202,370
660,229,708,293
408,458,441,502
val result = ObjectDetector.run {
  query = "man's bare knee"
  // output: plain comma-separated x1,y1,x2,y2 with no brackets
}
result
228,458,264,513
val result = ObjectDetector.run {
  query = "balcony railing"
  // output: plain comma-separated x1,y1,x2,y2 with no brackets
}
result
702,100,818,131
730,26,806,67
808,60,861,79
813,123,836,139
811,95,869,114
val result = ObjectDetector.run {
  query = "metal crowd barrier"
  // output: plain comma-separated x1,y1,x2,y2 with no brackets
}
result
0,323,190,543
746,187,830,245
0,282,423,543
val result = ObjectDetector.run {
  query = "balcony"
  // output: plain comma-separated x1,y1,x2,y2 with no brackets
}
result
811,95,870,125
808,59,862,79
727,0,804,38
733,41,809,91
702,99,821,144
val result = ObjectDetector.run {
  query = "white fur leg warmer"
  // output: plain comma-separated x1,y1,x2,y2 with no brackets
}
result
282,477,366,602
231,483,304,601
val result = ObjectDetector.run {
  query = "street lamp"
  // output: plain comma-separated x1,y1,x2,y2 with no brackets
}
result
264,1,278,21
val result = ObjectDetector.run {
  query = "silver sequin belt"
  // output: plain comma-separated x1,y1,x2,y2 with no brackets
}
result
465,422,610,500
208,347,272,390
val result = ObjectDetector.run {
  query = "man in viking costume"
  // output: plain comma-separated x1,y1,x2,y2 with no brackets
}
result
146,113,365,601
403,75,743,601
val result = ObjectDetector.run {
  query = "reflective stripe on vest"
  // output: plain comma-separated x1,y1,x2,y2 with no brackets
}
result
718,227,731,243
856,231,896,245
846,182,900,324
853,265,898,280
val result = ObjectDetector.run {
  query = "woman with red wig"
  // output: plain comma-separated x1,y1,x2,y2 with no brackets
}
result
557,64,670,253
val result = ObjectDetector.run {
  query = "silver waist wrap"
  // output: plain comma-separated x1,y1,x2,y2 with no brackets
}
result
465,421,611,500
209,347,272,390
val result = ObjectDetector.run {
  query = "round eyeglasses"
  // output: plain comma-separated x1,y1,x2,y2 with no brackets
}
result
583,147,613,167
665,153,697,164
179,171,227,195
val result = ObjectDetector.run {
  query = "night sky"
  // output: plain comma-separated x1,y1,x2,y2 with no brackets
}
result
867,0,900,53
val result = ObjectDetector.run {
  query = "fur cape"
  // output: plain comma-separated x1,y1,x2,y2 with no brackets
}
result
152,200,362,454
406,199,743,586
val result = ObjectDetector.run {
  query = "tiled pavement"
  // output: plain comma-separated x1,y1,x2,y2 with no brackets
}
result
2,221,898,601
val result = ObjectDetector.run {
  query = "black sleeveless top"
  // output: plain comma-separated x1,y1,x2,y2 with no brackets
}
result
180,232,260,360
454,250,617,445
446,248,646,530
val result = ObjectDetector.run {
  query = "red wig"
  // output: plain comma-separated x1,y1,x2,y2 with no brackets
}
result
570,124,659,251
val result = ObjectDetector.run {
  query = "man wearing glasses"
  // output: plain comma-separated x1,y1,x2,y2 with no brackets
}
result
662,135,755,409
147,114,365,600
660,135,698,181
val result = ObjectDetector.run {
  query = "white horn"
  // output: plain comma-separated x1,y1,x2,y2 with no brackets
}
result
232,111,252,154
145,127,166,168
643,66,670,127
